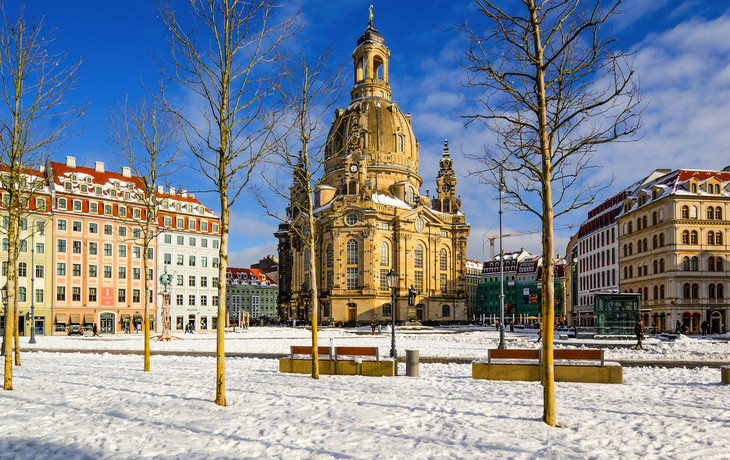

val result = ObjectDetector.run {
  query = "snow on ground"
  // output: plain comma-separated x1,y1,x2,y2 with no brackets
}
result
1,347,730,459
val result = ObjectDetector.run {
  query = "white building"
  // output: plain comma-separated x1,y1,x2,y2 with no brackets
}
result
156,188,221,332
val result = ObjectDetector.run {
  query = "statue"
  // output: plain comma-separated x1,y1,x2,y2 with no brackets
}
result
156,265,178,341
159,265,172,292
369,5,373,23
408,285,417,306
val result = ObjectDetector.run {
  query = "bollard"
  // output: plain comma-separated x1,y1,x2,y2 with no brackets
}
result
406,349,419,377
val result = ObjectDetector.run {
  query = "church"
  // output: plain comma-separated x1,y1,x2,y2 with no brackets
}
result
276,13,470,324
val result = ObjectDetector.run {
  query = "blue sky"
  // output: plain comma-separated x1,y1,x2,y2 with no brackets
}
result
10,1,730,265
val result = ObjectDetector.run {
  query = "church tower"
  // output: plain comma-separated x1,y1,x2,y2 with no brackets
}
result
277,10,470,324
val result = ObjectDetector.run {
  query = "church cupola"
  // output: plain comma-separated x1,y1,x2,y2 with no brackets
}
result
433,140,460,214
351,7,392,102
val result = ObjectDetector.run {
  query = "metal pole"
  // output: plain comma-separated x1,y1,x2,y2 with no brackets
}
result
29,232,36,344
498,169,506,349
1,302,5,355
390,289,397,359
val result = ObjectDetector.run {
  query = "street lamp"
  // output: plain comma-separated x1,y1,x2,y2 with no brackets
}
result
498,169,507,349
1,284,7,355
386,269,399,360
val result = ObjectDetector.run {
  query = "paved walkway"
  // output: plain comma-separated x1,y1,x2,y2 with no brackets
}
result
18,347,730,369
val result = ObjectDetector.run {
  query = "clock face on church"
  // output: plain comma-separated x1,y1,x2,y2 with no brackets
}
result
349,164,358,173
442,184,451,193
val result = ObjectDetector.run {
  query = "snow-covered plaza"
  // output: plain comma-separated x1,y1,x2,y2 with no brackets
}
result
1,327,729,459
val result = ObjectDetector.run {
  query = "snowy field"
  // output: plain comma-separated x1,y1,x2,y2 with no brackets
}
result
1,328,730,459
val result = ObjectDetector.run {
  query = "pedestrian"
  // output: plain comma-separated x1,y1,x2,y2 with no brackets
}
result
509,321,514,333
634,320,645,350
495,321,500,332
701,321,708,336
675,320,682,335
377,324,382,334
371,323,376,334
92,323,100,337
536,323,542,343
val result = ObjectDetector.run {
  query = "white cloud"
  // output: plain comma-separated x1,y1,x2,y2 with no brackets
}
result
228,241,279,268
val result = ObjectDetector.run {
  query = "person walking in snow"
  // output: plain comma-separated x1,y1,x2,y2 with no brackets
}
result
536,323,542,343
634,320,645,350
509,321,514,333
675,320,682,335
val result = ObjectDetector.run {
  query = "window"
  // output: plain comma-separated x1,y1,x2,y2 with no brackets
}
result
189,255,196,267
133,268,141,280
440,248,448,271
189,276,196,287
177,218,184,229
709,284,716,299
415,244,423,269
72,221,81,232
659,233,665,247
72,264,81,277
201,295,207,306
442,304,450,317
682,231,689,244
35,242,44,254
118,289,126,302
346,267,358,290
58,198,67,209
177,254,184,266
201,257,207,268
133,228,141,239
660,259,665,272
133,246,141,258
57,287,66,301
72,287,81,302
212,258,219,269
406,186,414,204
89,265,97,278
176,295,184,306
35,289,44,303
177,236,184,245
716,233,723,245
213,277,219,288
682,257,690,271
345,214,358,226
90,202,98,213
177,275,183,286
164,234,172,244
380,268,389,290
653,235,658,249
382,302,392,317
118,267,127,279
212,224,219,233
380,241,389,266
213,239,219,248
89,242,97,255
201,277,207,287
189,295,196,306
35,265,44,278
415,270,423,293
89,223,98,233
118,245,126,258
104,224,112,235
57,263,66,276
717,258,724,271
119,226,128,237
691,257,698,271
708,232,715,245
57,220,67,231
440,273,447,291
164,253,171,265
104,204,112,215
718,284,725,299
104,266,112,278
188,220,196,230
133,289,141,303
690,231,698,245
691,283,699,299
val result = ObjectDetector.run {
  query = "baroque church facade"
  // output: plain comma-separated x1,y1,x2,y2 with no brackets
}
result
276,16,470,324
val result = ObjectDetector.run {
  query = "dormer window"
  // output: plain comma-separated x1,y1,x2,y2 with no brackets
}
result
114,182,120,189
110,190,117,198
691,183,697,193
64,182,72,191
80,185,88,193
175,203,181,211
86,177,92,184
396,134,404,152
95,186,102,195
162,201,169,209
70,174,77,181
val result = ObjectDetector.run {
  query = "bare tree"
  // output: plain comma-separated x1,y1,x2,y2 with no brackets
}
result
0,5,85,390
158,0,299,405
104,91,182,372
255,47,347,379
456,0,642,425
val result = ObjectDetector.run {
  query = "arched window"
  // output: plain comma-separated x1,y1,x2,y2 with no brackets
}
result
18,262,27,277
304,248,310,271
716,232,723,245
708,231,715,245
396,135,404,152
643,216,647,229
659,209,664,221
708,256,716,271
653,235,658,249
691,283,699,298
629,266,633,278
707,207,715,220
346,239,359,265
690,231,698,245
709,284,716,299
683,283,691,298
659,233,665,247
690,206,698,219
716,207,722,220
348,180,357,195
682,257,690,271
653,260,658,274
717,257,724,271
653,285,659,300
691,257,698,271
439,248,447,271
623,245,628,257
373,55,384,79
637,218,642,231
716,184,721,194
718,284,725,299
643,238,647,252
624,267,628,279
660,259,665,272
642,288,648,301
326,243,333,268
414,244,423,269
691,183,697,193
628,222,633,233
637,240,642,253
652,212,658,225
442,304,450,317
380,241,389,266
406,186,415,204
682,230,689,244
681,206,689,219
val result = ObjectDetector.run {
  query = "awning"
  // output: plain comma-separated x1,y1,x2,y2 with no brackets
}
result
133,314,143,321
56,314,66,323
121,314,131,322
84,314,94,324
651,313,658,317
149,314,154,322
69,314,81,324
692,312,702,318
682,312,692,318
659,313,666,317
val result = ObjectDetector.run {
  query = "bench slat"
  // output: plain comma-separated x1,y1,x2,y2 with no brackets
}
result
489,349,540,360
291,346,331,356
335,346,378,356
553,349,601,360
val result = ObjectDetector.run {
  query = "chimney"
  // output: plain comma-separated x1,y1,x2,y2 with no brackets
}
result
181,189,187,198
169,187,176,195
66,156,76,168
157,185,164,193
95,161,105,173
122,167,131,178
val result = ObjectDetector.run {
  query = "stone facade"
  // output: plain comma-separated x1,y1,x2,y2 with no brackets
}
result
276,17,470,324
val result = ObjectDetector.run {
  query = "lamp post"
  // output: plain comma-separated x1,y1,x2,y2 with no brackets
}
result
387,269,399,359
1,284,7,355
498,169,507,349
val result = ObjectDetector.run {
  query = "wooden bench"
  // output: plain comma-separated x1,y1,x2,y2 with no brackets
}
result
281,345,393,376
475,348,620,383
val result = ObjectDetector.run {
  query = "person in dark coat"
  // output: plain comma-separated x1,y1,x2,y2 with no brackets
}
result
634,320,645,350
675,320,682,335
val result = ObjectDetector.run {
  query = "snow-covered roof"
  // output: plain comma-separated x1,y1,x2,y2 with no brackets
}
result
372,193,412,210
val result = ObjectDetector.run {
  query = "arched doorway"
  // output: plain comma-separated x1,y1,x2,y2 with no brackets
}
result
188,314,196,331
711,311,723,334
347,303,357,322
416,303,425,321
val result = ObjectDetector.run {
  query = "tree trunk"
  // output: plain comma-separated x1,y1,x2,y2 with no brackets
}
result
13,311,20,366
530,1,556,427
3,216,18,390
216,192,229,406
143,228,150,372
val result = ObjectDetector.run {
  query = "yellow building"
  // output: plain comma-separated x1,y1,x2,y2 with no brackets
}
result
277,17,470,324
617,168,729,333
